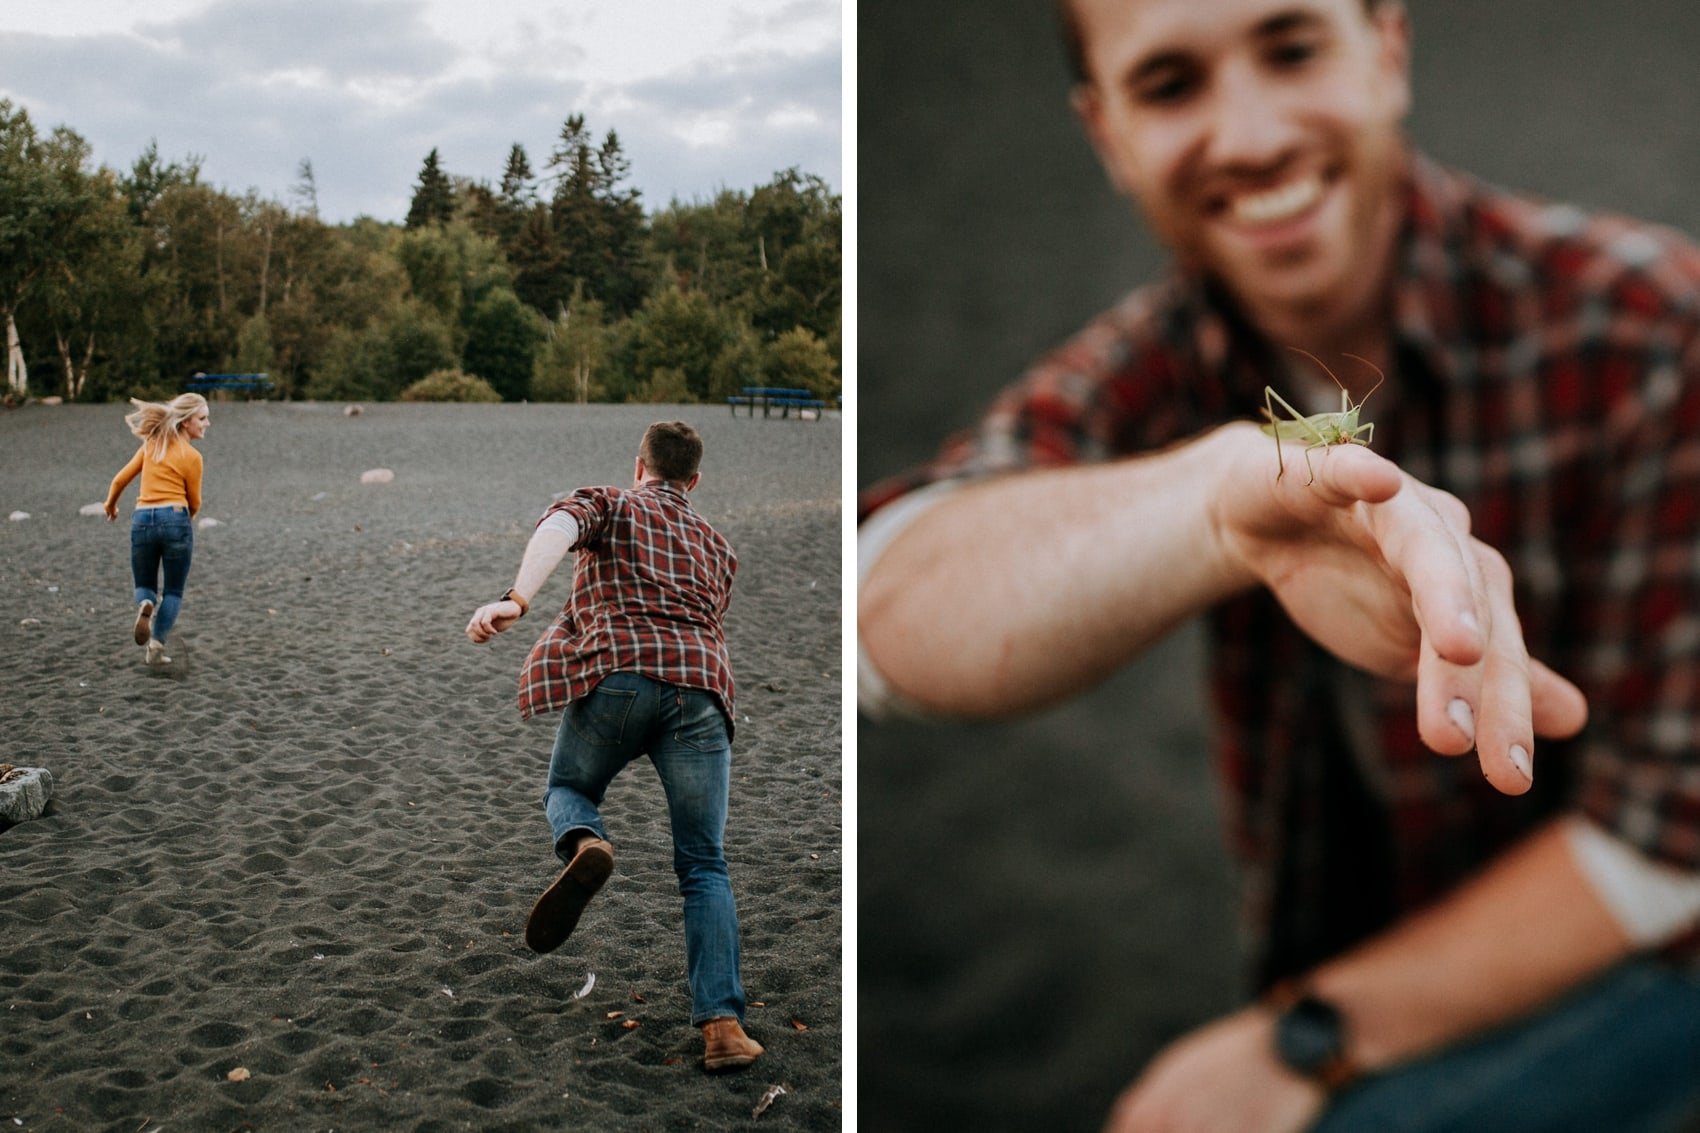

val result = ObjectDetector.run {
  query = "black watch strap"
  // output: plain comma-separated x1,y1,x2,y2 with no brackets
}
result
1265,979,1361,1092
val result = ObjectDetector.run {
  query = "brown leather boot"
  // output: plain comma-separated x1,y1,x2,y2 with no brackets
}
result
700,1017,764,1073
524,837,613,954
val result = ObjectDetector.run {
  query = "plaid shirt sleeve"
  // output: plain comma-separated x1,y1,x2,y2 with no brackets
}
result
858,288,1212,523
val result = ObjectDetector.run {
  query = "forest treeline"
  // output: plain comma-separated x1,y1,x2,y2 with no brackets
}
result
0,100,840,405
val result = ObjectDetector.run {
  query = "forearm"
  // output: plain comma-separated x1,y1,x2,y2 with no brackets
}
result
1308,818,1635,1073
106,453,142,508
858,426,1253,717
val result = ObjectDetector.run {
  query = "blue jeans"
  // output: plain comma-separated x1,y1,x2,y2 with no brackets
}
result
130,506,193,644
544,671,746,1025
1314,958,1700,1133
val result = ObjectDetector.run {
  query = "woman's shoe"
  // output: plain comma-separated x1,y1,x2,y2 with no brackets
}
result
133,601,154,646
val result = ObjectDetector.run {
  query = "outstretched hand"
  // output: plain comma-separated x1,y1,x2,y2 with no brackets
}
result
1206,422,1587,794
464,600,525,644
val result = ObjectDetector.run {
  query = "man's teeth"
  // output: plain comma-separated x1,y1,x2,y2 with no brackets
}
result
1229,178,1321,224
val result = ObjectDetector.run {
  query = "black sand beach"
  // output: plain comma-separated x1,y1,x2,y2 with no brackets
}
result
0,401,841,1131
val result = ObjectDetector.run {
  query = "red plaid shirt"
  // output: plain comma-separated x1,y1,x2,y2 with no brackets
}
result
518,481,737,732
861,152,1700,980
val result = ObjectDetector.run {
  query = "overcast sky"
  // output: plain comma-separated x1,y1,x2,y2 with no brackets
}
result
0,0,841,224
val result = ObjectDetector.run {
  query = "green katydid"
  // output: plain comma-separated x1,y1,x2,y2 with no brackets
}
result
1260,348,1385,484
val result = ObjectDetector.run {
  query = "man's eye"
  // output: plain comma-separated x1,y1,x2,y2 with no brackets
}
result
1135,72,1197,106
1268,40,1320,68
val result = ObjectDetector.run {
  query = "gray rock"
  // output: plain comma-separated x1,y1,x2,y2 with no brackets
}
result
0,767,53,824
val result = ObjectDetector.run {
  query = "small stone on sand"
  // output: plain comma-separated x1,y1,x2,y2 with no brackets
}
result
360,468,394,484
0,766,53,824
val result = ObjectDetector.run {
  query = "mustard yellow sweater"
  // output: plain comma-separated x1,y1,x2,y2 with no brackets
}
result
107,440,203,516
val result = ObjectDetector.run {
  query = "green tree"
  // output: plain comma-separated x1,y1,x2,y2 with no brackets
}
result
20,165,150,400
708,319,763,401
137,182,250,384
395,219,511,335
291,158,319,219
546,115,650,318
648,189,760,306
461,288,543,401
123,139,201,224
232,310,275,375
305,300,454,401
0,102,107,398
405,147,454,229
531,286,609,403
761,326,838,397
640,365,690,404
626,284,743,403
400,368,501,402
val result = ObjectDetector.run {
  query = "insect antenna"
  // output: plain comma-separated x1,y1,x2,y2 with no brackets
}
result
1287,347,1384,404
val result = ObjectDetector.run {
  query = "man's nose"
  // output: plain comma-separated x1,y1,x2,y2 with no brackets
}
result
1202,61,1299,171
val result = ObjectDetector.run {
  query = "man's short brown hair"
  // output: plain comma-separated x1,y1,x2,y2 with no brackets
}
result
641,421,704,483
1056,0,1387,85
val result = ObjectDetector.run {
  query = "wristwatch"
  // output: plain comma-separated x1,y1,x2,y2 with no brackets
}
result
498,588,529,617
1266,980,1360,1091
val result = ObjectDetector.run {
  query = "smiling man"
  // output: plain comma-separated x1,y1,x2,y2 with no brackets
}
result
858,1,1700,1130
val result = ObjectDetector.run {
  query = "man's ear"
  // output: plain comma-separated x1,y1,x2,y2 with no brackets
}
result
684,471,702,492
1371,2,1413,121
1070,83,1131,196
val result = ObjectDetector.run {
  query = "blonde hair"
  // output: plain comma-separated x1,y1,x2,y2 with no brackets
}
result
125,393,207,462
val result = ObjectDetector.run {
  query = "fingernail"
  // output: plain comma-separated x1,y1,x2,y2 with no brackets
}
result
1509,744,1532,783
1460,610,1482,636
1447,698,1474,740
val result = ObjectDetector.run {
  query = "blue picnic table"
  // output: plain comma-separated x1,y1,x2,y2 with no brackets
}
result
726,386,828,420
186,372,273,397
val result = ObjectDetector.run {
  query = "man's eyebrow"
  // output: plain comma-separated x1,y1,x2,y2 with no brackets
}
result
1253,9,1328,39
1121,9,1328,87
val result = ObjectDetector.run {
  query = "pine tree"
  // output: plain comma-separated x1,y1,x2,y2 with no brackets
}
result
499,143,534,205
405,148,454,229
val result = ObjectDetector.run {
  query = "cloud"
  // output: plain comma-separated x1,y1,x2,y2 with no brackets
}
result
134,0,455,80
0,0,839,222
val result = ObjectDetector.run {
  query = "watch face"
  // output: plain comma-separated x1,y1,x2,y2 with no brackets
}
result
1275,997,1343,1074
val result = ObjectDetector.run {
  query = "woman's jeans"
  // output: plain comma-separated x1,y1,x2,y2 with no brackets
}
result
1314,957,1700,1133
544,671,746,1025
130,506,193,644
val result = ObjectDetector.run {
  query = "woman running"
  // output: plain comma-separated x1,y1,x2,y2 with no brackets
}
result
103,393,210,665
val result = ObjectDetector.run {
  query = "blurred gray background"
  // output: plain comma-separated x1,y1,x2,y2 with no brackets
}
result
857,1,1700,1129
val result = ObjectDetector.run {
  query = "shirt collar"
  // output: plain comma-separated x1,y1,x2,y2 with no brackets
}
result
639,478,692,504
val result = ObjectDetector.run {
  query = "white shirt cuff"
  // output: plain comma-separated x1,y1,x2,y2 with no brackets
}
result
1565,816,1700,946
856,480,962,720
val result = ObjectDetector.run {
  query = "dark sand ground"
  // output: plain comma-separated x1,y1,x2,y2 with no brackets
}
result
0,400,840,1132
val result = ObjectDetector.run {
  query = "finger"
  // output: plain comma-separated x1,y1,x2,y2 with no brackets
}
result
1367,489,1488,666
1529,657,1588,739
1413,636,1478,758
1283,442,1403,509
1469,551,1537,795
1100,1084,1142,1133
